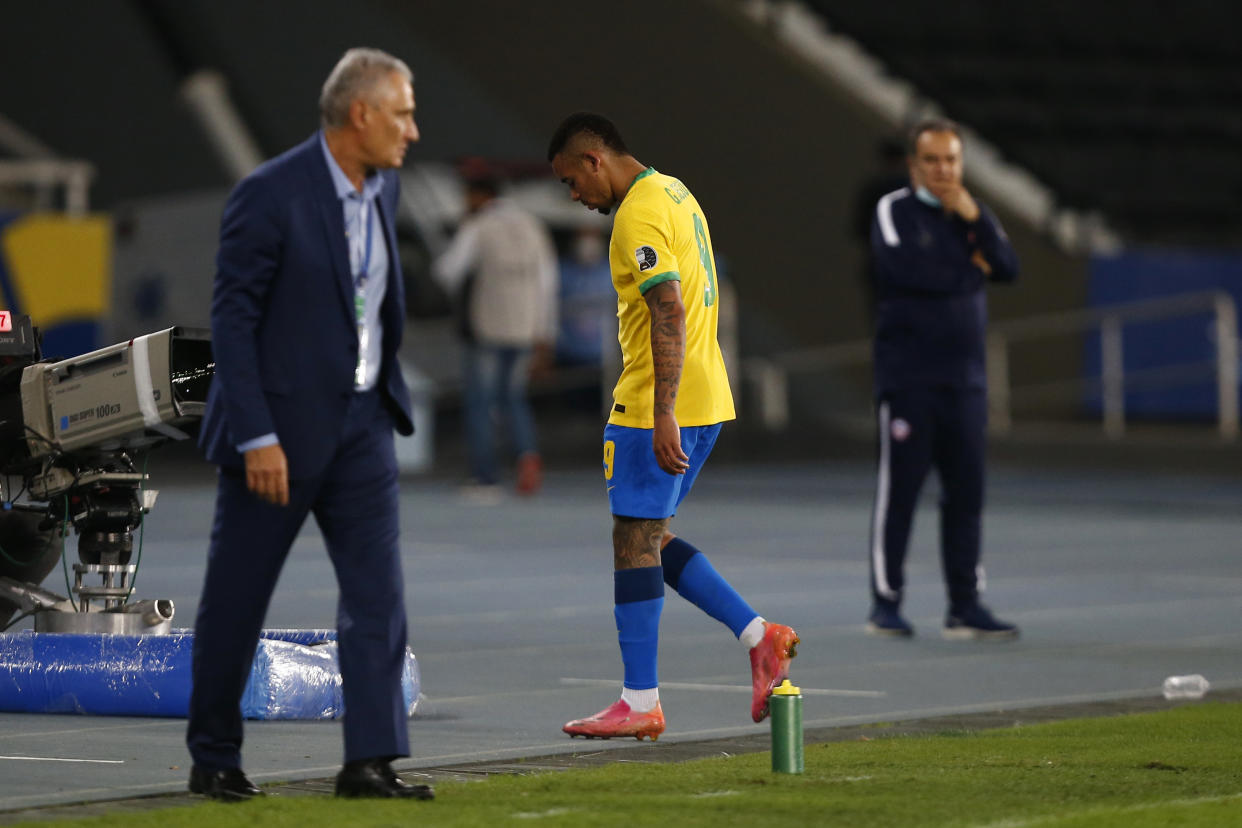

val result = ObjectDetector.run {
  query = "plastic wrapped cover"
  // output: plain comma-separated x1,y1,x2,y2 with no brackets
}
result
242,639,421,720
0,631,420,719
260,628,338,647
243,638,341,719
0,631,193,716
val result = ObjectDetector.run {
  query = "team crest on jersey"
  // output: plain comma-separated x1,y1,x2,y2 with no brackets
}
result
890,418,912,442
635,245,658,272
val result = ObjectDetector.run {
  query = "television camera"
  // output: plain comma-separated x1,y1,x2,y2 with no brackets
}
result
0,312,212,634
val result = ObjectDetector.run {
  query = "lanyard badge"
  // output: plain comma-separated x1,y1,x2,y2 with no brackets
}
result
353,201,374,389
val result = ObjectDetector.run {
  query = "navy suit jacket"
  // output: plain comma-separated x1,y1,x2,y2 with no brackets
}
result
199,134,414,479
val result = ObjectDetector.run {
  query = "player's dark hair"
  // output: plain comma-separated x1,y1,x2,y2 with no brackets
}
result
546,112,630,161
907,118,962,156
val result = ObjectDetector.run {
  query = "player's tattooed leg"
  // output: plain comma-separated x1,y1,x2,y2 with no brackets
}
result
612,516,669,570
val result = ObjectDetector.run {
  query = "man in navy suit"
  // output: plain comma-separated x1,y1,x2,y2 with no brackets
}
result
187,48,430,801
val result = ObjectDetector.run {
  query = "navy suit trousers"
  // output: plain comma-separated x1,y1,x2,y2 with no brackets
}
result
187,389,409,769
869,386,986,611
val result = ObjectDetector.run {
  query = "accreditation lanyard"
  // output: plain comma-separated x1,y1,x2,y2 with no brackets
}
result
352,199,375,389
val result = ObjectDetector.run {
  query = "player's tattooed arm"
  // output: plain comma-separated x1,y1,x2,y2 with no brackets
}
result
645,281,690,475
645,280,685,417
613,516,670,569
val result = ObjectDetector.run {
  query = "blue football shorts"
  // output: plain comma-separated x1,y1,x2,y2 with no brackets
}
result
602,422,723,519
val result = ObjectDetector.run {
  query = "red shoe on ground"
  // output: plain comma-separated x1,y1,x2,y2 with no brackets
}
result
562,699,665,741
516,452,543,495
749,623,799,723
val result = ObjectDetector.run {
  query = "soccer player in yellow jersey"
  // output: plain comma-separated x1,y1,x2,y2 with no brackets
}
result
548,113,799,740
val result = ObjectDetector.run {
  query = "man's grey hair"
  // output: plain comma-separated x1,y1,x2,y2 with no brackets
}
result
906,117,962,156
319,48,413,129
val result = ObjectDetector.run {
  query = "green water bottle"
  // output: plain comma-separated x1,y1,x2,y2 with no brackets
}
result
769,679,804,774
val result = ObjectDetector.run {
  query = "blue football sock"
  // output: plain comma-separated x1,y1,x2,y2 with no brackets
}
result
614,566,664,690
662,537,757,638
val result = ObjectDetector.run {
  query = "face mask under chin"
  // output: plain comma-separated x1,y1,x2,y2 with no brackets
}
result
915,185,942,208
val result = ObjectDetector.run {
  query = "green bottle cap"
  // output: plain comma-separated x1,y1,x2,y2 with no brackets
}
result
771,679,801,695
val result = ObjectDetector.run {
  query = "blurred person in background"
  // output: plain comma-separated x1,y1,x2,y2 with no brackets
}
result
556,224,615,369
189,48,432,801
548,112,798,741
433,160,558,499
866,118,1020,640
556,223,617,413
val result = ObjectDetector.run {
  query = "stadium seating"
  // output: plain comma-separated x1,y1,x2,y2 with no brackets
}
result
805,0,1242,246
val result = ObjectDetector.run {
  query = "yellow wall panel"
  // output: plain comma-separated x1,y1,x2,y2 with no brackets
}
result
1,214,112,326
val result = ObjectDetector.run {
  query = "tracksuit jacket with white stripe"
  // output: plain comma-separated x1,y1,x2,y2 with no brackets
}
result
869,187,1019,394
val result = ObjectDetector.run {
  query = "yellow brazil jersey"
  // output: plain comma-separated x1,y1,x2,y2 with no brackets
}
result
607,168,735,428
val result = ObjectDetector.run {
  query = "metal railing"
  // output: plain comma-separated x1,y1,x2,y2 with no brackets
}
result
743,290,1240,441
742,338,871,432
987,290,1238,440
0,159,94,215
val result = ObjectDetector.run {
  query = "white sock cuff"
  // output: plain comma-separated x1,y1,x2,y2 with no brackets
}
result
621,686,660,712
740,616,766,650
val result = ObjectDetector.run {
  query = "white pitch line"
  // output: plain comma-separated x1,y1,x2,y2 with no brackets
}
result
559,678,885,698
0,755,124,764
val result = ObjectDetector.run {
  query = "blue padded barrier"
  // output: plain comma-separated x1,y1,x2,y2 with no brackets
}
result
0,630,419,719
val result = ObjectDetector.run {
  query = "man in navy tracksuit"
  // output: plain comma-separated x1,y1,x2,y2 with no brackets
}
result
866,118,1020,640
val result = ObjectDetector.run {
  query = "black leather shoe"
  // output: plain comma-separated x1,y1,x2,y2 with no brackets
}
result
335,758,435,799
188,766,264,801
